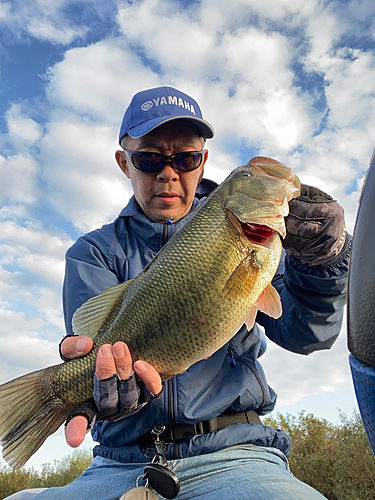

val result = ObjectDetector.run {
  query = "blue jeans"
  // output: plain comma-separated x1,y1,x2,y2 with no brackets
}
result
13,444,327,500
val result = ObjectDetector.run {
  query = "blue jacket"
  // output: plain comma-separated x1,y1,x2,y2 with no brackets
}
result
63,193,351,462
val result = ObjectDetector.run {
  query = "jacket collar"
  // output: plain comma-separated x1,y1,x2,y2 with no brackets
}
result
117,195,200,253
117,178,218,253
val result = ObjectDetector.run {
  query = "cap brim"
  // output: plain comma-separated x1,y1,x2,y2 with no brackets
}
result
126,115,215,140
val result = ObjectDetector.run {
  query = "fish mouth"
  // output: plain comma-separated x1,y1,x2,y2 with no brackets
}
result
241,222,275,245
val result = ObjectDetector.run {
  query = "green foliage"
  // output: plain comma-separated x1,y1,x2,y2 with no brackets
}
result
263,410,375,500
1,413,375,499
0,448,93,499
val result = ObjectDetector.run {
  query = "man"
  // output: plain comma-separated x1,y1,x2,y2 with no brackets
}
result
9,86,350,499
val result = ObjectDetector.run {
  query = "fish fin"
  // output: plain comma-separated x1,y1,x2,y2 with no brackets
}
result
255,283,282,319
72,280,134,341
223,257,259,299
0,366,70,468
245,305,258,330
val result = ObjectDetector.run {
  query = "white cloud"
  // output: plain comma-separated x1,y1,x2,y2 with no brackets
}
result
0,153,40,205
28,17,89,45
45,39,161,121
6,103,44,142
0,218,71,258
0,0,92,44
39,115,134,232
0,1,10,19
0,310,62,383
0,217,72,350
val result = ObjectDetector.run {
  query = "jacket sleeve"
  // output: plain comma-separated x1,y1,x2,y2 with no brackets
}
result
62,230,122,335
257,235,351,355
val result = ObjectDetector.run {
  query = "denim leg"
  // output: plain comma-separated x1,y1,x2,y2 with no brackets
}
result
34,458,145,500
34,445,327,500
169,445,326,499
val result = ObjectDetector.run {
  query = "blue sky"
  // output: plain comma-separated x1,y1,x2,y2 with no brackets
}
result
0,0,374,470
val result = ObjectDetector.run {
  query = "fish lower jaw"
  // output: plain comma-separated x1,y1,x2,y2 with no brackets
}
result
240,222,281,247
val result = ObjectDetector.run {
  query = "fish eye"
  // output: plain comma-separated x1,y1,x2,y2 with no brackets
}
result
242,168,254,178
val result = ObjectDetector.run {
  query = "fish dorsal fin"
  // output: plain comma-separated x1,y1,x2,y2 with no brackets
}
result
255,283,282,319
245,305,258,330
72,280,134,341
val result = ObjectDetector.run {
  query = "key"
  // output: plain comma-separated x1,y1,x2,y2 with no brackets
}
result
145,463,180,499
119,485,159,500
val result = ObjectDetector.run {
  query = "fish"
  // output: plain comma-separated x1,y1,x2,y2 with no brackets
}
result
0,156,300,468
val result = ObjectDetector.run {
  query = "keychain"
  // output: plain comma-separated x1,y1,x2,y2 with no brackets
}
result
144,425,180,499
119,425,180,499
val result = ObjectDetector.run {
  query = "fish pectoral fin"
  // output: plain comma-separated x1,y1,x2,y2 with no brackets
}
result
255,283,282,319
72,279,134,341
223,258,258,300
245,305,258,330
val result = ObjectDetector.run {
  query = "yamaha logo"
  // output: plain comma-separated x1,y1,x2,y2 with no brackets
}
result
141,101,153,111
140,95,196,115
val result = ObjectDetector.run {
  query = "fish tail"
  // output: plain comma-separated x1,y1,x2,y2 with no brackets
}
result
0,366,69,468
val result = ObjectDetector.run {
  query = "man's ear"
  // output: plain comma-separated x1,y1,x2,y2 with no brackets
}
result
115,150,130,179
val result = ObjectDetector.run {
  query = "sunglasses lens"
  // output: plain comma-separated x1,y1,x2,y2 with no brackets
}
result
132,153,164,173
173,152,202,171
130,151,203,172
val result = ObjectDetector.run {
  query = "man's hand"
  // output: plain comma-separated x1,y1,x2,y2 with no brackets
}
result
61,336,162,448
283,184,347,266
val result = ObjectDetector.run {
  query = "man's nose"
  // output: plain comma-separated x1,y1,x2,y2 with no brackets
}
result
156,160,179,181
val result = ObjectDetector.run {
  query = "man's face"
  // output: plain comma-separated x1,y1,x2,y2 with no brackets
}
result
116,120,208,223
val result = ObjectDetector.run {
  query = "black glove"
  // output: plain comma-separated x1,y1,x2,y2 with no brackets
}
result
65,373,164,429
92,372,163,422
283,184,347,266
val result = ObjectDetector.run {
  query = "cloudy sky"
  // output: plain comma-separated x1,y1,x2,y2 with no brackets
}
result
0,0,374,470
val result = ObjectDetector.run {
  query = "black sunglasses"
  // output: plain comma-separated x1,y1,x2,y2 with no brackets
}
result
124,150,205,173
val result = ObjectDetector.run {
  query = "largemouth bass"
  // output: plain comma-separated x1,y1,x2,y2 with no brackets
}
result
0,157,300,468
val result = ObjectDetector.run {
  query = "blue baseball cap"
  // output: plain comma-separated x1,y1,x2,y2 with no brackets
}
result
119,86,215,144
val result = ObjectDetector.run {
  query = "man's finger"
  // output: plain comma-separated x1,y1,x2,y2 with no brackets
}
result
113,342,133,380
65,415,89,448
134,360,163,396
96,344,116,380
61,335,93,360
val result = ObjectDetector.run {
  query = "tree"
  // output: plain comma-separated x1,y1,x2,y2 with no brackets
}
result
263,410,375,499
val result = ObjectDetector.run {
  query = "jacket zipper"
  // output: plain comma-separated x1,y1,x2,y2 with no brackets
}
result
167,378,181,459
228,349,267,407
167,378,175,423
162,223,179,457
162,223,169,246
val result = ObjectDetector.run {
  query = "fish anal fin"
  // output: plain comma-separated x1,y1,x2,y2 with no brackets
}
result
72,280,134,341
255,283,282,319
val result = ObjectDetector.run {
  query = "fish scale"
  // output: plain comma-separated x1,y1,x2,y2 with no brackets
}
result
0,157,300,468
